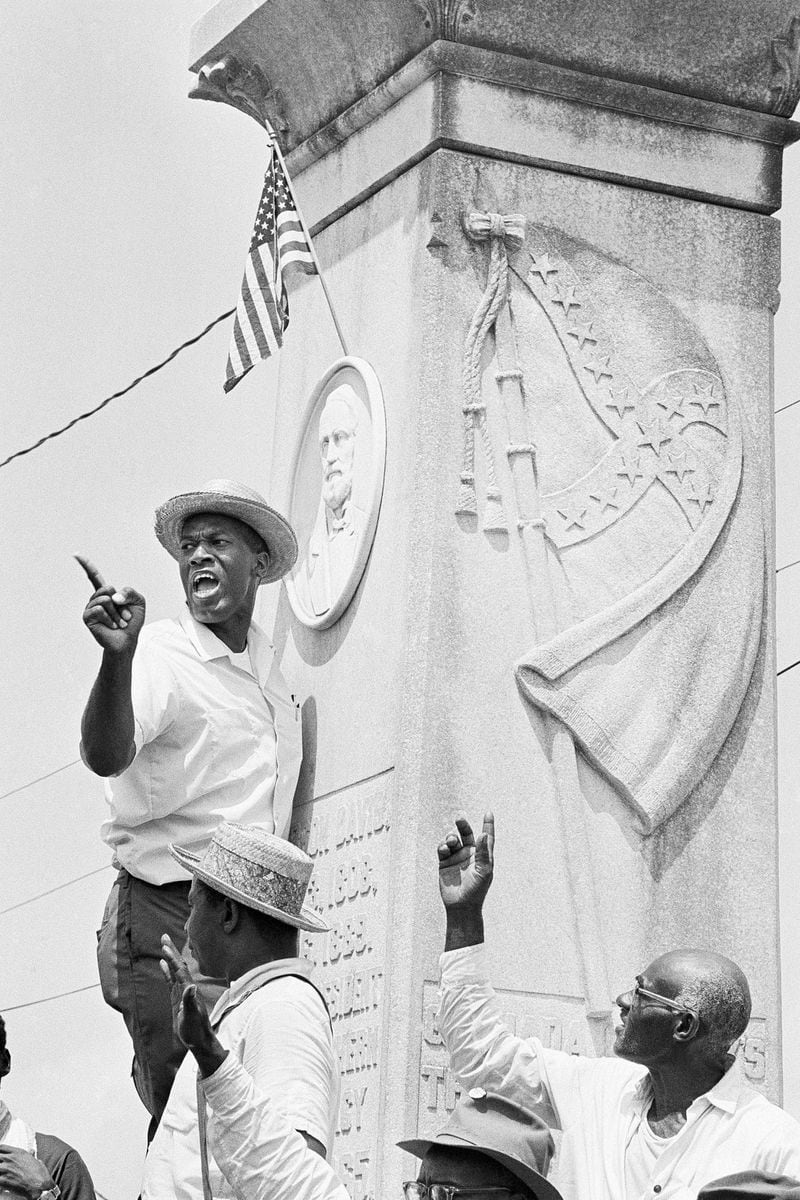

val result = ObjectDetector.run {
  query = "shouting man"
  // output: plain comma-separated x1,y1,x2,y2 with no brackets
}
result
80,479,302,1136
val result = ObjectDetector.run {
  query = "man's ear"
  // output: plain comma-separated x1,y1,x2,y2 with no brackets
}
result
221,896,242,934
254,550,270,582
673,1010,700,1043
0,1049,11,1079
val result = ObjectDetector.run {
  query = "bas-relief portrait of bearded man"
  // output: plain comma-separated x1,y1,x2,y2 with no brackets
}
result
293,384,368,621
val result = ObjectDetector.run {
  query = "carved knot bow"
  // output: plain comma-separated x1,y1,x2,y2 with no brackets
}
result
463,211,526,251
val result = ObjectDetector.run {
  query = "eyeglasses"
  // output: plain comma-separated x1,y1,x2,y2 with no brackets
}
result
624,981,697,1018
404,1186,517,1200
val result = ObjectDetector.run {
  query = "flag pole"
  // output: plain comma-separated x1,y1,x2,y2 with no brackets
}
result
266,127,350,358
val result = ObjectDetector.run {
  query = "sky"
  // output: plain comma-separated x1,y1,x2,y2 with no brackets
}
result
2,3,800,1197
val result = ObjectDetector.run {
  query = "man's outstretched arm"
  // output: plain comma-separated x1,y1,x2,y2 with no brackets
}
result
436,814,553,1112
80,582,145,776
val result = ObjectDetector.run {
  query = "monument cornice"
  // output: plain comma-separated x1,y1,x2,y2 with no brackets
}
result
283,41,800,178
189,41,800,225
189,0,800,131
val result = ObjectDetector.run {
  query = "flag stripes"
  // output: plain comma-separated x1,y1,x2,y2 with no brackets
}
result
224,145,317,394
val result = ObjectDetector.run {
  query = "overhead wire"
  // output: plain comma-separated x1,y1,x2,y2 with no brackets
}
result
0,866,110,918
2,984,100,1013
0,308,234,471
0,759,81,803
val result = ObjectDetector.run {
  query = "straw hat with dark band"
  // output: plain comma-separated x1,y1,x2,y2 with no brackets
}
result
154,479,298,585
398,1089,562,1200
170,822,327,933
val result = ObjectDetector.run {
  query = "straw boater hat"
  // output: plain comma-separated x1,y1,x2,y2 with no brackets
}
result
398,1089,562,1200
170,822,327,933
154,479,298,585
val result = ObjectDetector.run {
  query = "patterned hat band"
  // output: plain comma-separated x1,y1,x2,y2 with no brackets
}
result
203,840,308,915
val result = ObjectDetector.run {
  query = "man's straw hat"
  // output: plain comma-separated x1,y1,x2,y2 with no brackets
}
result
154,479,297,584
170,822,327,933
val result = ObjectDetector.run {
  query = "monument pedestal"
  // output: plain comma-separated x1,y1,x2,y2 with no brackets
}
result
189,6,799,1194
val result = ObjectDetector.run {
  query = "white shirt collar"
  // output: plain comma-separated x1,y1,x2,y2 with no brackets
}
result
210,957,313,1025
178,608,274,677
623,1054,746,1119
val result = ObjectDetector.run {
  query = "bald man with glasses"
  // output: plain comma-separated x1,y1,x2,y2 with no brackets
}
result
436,814,800,1200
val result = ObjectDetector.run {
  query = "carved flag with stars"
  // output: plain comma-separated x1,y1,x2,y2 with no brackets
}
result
502,226,766,833
224,143,317,393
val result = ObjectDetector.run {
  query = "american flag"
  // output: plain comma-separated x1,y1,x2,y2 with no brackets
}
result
224,144,317,393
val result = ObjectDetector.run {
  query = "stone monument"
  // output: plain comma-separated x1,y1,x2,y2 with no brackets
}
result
188,4,800,1195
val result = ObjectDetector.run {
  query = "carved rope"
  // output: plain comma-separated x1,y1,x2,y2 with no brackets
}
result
457,211,526,531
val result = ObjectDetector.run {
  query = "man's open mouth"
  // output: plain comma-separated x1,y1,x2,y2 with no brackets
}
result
192,572,220,598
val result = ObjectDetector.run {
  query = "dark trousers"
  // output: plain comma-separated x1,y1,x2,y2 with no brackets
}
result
96,869,224,1140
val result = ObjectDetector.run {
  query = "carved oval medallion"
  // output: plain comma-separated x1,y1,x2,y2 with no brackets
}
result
286,357,386,630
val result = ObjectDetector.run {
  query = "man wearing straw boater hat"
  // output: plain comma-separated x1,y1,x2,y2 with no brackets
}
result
142,820,337,1200
79,480,303,1137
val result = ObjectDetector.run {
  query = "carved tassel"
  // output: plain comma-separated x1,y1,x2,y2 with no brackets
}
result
456,470,479,516
482,487,508,533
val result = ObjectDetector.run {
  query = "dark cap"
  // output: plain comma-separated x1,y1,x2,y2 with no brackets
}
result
698,1173,800,1199
397,1088,563,1200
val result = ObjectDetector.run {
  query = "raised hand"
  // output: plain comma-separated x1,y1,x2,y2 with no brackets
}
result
160,934,227,1077
160,934,199,1036
438,813,495,909
439,813,495,952
82,582,146,655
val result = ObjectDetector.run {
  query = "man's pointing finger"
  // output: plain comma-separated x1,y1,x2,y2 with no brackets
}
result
74,554,107,591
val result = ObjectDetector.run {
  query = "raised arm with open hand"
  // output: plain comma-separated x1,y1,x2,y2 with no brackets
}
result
438,812,494,952
160,934,228,1079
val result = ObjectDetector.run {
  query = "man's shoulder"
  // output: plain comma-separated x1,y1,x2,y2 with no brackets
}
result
246,968,327,1008
236,964,329,1027
36,1130,78,1159
137,615,184,647
736,1084,800,1136
135,616,196,668
35,1132,94,1179
536,1042,646,1092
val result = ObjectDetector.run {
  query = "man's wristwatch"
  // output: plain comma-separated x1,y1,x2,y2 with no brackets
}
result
39,1187,60,1200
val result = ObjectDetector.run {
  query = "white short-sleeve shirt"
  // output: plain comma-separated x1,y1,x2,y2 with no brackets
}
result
90,610,302,884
